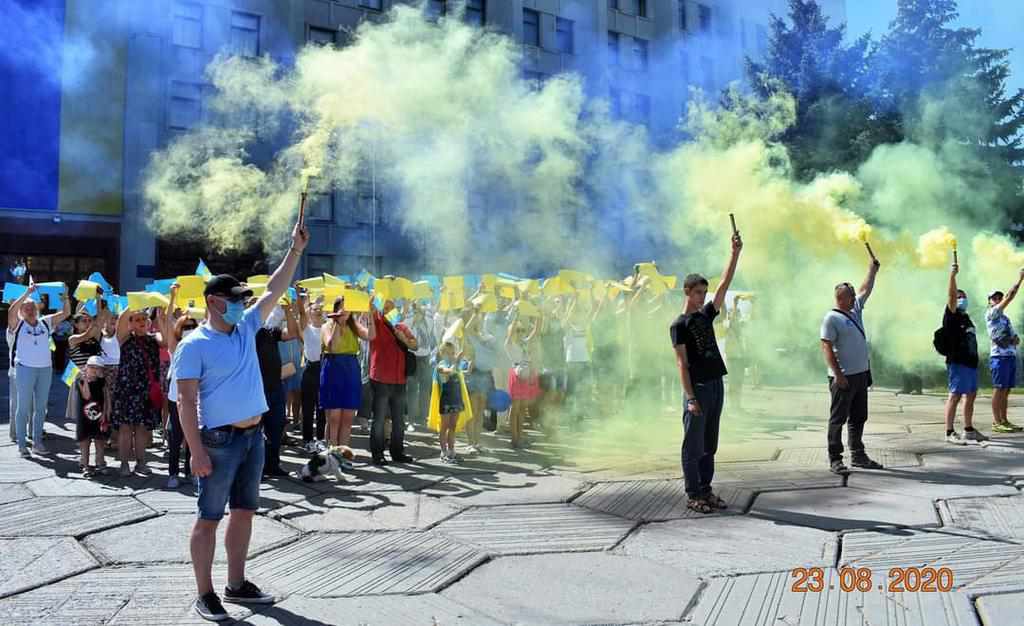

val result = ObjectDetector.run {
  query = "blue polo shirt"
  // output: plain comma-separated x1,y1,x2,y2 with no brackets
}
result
171,305,268,428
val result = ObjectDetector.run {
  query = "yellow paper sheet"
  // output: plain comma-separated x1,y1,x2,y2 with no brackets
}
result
516,300,540,318
73,280,101,301
471,292,498,313
443,276,465,292
481,274,497,291
247,274,270,285
186,307,206,321
247,283,268,297
323,273,344,286
441,318,464,345
342,288,371,313
374,278,393,300
297,277,325,290
439,290,464,312
127,292,170,311
176,275,206,301
412,281,434,300
393,277,414,300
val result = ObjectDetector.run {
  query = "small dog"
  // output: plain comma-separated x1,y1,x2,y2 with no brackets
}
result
298,445,355,482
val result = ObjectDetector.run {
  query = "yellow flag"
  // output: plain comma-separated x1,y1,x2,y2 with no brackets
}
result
176,275,206,301
73,280,101,301
323,273,344,286
342,288,371,313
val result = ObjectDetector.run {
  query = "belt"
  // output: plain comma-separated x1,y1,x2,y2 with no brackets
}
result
206,422,261,434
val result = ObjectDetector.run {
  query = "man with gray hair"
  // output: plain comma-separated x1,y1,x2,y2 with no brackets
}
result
820,250,882,475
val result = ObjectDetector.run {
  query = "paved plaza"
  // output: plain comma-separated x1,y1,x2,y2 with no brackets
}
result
1,381,1024,625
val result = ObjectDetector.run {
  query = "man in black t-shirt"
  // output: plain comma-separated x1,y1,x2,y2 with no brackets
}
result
942,262,987,445
670,231,742,514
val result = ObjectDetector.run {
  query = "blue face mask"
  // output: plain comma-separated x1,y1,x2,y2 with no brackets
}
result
957,297,968,312
222,300,245,325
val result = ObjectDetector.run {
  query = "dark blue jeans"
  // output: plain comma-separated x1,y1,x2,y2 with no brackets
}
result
262,386,286,473
681,378,724,498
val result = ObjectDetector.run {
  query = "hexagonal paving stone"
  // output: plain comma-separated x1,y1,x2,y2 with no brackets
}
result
0,537,98,599
297,463,448,495
0,483,34,505
255,477,322,512
574,480,752,521
420,471,587,507
713,462,846,491
441,553,699,625
270,491,459,532
846,469,1019,500
0,496,158,537
841,528,1024,595
922,449,1024,477
83,513,300,564
617,516,838,577
778,446,921,468
133,486,199,514
687,569,978,625
0,456,54,483
751,487,939,531
246,530,486,597
434,503,636,555
0,563,251,625
939,495,1024,540
977,591,1024,626
25,476,137,497
243,594,504,626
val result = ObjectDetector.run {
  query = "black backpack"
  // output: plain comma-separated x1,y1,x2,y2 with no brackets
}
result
933,326,950,357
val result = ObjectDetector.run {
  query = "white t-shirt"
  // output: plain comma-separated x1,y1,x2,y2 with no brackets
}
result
11,319,53,368
99,335,120,366
303,324,322,363
6,328,14,377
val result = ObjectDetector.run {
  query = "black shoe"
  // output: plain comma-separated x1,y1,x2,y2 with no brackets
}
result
262,467,289,478
390,453,415,463
372,456,388,466
829,459,851,475
195,592,230,621
223,579,275,605
851,455,884,470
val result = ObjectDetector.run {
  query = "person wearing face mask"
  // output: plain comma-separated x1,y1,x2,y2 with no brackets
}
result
985,268,1024,434
172,217,308,621
7,282,71,457
940,263,986,445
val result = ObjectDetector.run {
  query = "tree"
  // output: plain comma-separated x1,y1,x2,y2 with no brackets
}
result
744,0,887,180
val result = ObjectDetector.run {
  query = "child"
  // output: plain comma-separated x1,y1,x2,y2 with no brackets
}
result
506,316,540,449
433,341,467,463
77,356,110,476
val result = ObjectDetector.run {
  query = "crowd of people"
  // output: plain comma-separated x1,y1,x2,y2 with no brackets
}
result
5,214,1024,620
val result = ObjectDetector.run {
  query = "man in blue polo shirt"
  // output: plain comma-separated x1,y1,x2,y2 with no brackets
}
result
172,219,308,622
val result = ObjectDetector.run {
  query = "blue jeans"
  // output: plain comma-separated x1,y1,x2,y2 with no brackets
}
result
8,368,16,441
681,378,724,498
196,425,265,521
262,386,286,473
15,364,52,448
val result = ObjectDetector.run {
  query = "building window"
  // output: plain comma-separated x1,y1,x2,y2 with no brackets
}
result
633,37,649,71
307,26,336,46
307,193,333,221
230,12,260,57
698,4,711,33
307,254,334,277
355,183,381,225
637,0,648,18
607,31,620,66
426,0,446,19
465,0,485,27
608,0,618,10
359,0,383,10
168,82,202,130
523,9,540,47
679,1,687,30
555,18,574,54
173,3,202,49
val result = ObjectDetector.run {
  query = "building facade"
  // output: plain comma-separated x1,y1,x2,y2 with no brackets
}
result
0,0,846,289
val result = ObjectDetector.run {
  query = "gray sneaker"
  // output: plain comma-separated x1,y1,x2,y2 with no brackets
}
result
964,429,989,442
33,442,49,455
19,447,31,459
945,431,966,445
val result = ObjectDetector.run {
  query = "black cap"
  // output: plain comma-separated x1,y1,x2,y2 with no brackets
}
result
204,274,253,300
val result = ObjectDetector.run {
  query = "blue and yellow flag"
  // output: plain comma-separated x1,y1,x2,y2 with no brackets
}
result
61,362,80,387
196,259,212,279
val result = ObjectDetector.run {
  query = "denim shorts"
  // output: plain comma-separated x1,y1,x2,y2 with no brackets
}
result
196,424,264,521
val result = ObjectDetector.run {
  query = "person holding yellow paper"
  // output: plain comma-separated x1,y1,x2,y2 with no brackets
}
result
320,295,374,453
505,316,541,448
429,340,472,464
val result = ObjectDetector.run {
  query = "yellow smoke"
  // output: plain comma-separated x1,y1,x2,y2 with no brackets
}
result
917,227,957,268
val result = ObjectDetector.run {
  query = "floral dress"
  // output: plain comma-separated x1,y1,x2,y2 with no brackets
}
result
113,334,161,429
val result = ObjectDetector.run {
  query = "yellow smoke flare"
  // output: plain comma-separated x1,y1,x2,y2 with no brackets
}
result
917,227,957,268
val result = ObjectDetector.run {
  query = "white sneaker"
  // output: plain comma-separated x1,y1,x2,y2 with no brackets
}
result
964,429,990,442
945,431,967,445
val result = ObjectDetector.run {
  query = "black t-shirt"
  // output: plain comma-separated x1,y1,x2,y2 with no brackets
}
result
80,378,105,420
255,327,284,395
942,308,978,368
670,302,728,384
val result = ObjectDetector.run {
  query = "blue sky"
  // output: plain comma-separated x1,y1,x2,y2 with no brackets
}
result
845,0,1024,94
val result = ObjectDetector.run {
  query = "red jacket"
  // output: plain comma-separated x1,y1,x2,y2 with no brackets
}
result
369,312,412,385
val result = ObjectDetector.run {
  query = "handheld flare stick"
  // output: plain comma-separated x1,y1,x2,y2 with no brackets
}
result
953,240,959,266
864,240,877,263
729,213,738,237
298,189,308,229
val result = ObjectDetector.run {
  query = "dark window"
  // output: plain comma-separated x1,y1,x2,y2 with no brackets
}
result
426,0,446,19
307,193,333,221
633,37,649,70
523,69,546,90
307,254,334,276
359,0,383,10
168,82,202,130
607,31,620,65
679,1,687,30
355,182,381,225
555,17,574,54
523,9,540,47
466,0,485,27
608,0,618,10
173,3,202,49
637,0,648,18
230,12,260,57
698,4,711,33
307,26,336,46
